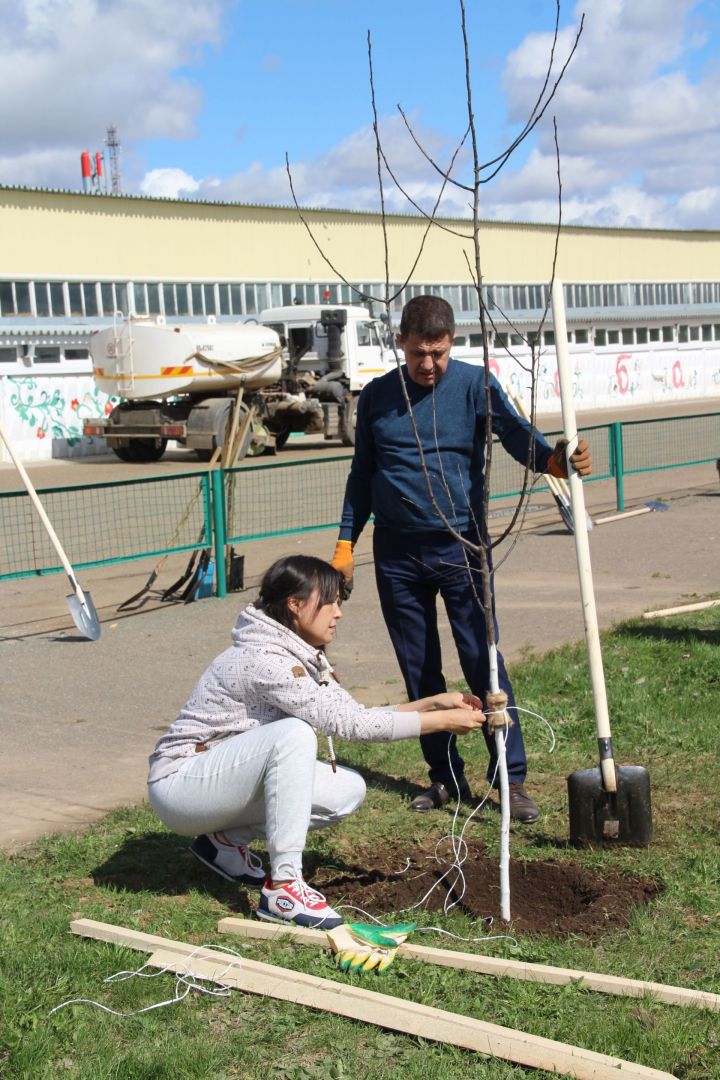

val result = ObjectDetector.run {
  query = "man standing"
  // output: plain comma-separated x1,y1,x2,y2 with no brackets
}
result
331,295,590,822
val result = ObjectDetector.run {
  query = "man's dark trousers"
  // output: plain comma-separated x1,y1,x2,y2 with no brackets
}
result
373,526,528,789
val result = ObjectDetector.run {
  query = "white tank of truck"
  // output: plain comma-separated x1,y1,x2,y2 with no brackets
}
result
90,317,282,399
83,305,394,462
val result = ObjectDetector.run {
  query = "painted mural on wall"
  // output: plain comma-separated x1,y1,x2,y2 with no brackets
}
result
0,374,118,461
459,345,720,416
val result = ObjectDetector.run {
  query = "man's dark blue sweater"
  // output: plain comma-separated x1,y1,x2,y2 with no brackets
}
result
339,358,553,540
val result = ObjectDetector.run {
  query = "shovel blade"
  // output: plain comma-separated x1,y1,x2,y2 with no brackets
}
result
66,590,101,641
567,764,652,847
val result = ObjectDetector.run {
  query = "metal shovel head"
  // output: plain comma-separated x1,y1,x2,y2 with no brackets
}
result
567,764,652,847
66,589,101,641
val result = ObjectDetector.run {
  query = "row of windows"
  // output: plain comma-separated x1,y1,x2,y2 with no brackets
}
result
455,322,720,350
3,278,720,321
6,321,720,366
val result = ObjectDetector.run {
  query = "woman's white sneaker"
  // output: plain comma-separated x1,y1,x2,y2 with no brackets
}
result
190,833,265,885
257,878,343,928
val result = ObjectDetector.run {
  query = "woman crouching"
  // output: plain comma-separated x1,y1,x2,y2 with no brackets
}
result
148,554,483,929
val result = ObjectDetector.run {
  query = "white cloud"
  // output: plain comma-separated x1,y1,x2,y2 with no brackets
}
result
179,113,464,213
0,0,223,183
140,168,201,198
493,0,720,227
136,0,720,230
2,0,719,231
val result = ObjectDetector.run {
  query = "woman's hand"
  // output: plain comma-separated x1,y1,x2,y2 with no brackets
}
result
404,690,483,713
419,706,485,735
429,691,483,712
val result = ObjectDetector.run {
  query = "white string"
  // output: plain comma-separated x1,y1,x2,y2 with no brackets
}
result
48,943,248,1019
392,701,556,919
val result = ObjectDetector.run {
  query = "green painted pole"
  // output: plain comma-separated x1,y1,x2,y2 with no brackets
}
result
611,422,625,512
211,468,227,598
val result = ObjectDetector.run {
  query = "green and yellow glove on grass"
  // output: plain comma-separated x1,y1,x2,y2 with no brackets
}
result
327,921,416,975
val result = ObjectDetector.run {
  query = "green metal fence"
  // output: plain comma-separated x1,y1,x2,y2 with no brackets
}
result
1,412,718,591
0,472,212,579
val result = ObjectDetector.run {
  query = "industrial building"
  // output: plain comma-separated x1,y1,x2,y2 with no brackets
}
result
1,184,719,461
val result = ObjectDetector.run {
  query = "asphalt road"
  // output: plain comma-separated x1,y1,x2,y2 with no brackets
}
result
1,460,717,852
1,397,717,493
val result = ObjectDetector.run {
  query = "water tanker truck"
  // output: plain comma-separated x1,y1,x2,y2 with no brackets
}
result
83,303,395,462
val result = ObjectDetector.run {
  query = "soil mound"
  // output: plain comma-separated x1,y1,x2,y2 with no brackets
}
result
315,838,662,938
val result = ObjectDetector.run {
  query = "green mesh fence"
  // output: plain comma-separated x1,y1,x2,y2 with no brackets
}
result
224,455,353,542
0,472,211,580
1,413,718,585
488,424,613,499
621,412,720,474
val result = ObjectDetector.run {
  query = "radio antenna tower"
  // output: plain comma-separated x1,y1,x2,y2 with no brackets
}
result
105,125,122,194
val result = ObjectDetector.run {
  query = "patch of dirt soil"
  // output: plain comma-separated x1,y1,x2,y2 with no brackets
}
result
314,838,662,939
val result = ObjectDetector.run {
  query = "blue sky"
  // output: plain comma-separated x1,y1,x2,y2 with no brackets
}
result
2,0,720,228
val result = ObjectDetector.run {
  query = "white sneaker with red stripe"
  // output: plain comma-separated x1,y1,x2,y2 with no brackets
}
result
256,878,343,929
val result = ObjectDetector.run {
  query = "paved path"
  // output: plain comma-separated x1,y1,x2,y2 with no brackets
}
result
1,463,717,851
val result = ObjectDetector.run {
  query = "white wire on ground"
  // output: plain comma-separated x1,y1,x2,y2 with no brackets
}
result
47,943,248,1019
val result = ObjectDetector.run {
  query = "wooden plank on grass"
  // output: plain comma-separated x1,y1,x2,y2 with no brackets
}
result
71,919,673,1080
218,916,720,1013
643,598,720,619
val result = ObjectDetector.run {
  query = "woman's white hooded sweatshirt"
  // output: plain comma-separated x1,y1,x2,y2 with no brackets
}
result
148,603,420,782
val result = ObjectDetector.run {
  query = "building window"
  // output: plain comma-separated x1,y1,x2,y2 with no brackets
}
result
0,347,16,362
608,329,620,344
702,324,713,341
15,282,31,315
542,330,555,346
621,328,634,345
204,284,217,315
636,327,648,344
131,283,146,316
648,327,660,342
594,329,607,346
35,346,61,362
68,282,83,315
64,348,89,359
101,282,115,315
83,283,99,317
0,282,13,314
49,282,66,316
34,284,49,317
574,329,589,344
662,326,674,342
147,283,161,315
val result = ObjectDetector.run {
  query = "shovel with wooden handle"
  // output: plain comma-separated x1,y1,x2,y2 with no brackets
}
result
551,281,651,846
507,388,592,534
0,420,101,641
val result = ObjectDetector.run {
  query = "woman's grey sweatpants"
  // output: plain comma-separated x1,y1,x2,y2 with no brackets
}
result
147,717,366,881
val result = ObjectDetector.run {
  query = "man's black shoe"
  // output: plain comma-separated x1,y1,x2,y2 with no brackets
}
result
508,782,540,823
410,778,472,812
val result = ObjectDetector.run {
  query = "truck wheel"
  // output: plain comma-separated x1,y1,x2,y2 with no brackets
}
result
340,395,358,446
122,438,168,463
112,446,133,462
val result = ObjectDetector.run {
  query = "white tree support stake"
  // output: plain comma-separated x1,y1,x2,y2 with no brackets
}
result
551,281,615,794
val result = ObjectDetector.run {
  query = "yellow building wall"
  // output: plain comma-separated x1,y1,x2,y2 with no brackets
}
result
2,186,720,284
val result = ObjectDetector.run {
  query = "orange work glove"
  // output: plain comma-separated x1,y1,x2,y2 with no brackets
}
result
331,540,355,598
547,437,592,479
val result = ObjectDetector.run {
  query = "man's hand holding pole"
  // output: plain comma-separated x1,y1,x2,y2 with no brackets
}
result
548,437,592,479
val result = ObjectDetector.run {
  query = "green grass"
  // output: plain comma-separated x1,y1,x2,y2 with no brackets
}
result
2,611,720,1078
